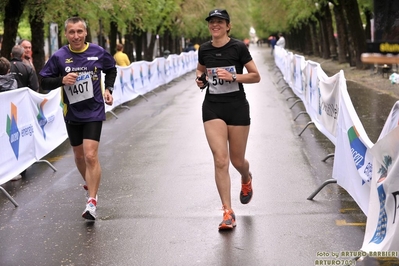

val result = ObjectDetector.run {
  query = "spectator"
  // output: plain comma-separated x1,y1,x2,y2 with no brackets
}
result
18,39,35,69
270,36,277,55
113,43,130,67
10,45,39,92
184,39,195,52
0,57,17,92
276,33,286,49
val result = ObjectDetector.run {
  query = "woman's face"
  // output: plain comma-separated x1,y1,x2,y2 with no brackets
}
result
208,18,230,38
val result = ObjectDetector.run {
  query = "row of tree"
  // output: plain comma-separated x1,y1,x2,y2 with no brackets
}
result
252,0,375,69
0,0,383,76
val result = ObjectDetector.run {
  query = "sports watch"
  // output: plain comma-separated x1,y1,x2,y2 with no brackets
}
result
232,74,237,82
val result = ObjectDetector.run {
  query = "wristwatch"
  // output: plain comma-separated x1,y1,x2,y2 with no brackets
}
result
106,87,114,93
232,74,237,82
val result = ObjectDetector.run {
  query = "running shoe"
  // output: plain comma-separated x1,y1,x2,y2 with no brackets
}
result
218,205,236,230
240,172,253,204
83,185,98,202
82,198,97,220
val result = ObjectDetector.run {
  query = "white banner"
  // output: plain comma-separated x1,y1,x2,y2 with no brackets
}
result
105,51,197,113
293,55,306,101
302,61,340,145
361,102,399,254
0,88,67,185
332,76,373,214
316,70,341,144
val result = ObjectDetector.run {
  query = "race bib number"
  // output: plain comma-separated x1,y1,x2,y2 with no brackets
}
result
64,73,94,104
207,66,239,94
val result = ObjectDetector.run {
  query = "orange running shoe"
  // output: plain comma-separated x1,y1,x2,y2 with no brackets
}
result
240,172,253,204
218,205,236,230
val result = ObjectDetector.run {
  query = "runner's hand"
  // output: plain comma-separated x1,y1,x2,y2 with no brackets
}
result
104,90,113,105
62,72,78,85
215,68,232,81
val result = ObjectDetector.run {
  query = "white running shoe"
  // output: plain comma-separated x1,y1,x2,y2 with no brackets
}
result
82,199,97,220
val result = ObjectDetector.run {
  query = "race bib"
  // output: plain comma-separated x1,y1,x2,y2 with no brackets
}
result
64,73,94,104
207,66,239,94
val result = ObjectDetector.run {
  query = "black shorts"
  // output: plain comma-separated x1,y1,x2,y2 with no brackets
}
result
65,121,103,147
202,98,250,126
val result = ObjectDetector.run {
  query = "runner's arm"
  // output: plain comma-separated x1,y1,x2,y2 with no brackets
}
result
39,76,64,91
103,67,117,89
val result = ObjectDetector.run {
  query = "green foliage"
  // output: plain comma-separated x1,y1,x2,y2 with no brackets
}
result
1,0,370,47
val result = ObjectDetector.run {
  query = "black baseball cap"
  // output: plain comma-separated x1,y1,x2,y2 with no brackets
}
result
205,9,230,22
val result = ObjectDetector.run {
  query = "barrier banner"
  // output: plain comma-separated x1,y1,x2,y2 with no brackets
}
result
303,61,339,145
105,51,197,113
304,60,321,121
293,55,306,100
0,88,67,185
111,65,140,109
27,89,68,159
361,102,399,254
286,51,295,88
316,70,342,144
332,76,373,214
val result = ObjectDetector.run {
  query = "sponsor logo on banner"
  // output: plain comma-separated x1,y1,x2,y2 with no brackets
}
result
119,70,124,92
369,156,392,244
36,99,56,140
369,184,388,244
157,61,161,78
348,126,373,184
140,66,144,86
6,102,34,159
148,67,152,82
130,68,135,90
37,99,48,139
6,103,20,159
319,97,338,119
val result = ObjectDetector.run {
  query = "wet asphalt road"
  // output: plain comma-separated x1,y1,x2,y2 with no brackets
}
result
1,45,398,266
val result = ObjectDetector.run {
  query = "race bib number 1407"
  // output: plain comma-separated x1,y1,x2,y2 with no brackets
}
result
64,73,94,104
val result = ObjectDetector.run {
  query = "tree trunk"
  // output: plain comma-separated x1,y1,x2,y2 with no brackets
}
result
1,0,28,58
332,2,349,64
324,3,337,57
318,3,331,59
310,20,320,57
133,29,144,62
363,6,373,41
144,33,156,61
373,0,399,41
124,23,134,62
343,0,367,69
109,21,118,56
29,2,45,77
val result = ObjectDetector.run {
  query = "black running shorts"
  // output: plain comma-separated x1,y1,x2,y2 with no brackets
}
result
65,121,103,147
202,98,250,126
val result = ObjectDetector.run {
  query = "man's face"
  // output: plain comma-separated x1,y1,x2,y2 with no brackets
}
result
20,40,32,58
65,21,87,51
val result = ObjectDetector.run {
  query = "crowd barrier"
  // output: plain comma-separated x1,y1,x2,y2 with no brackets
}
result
274,46,399,254
0,51,198,206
